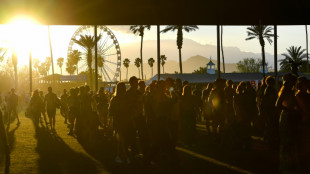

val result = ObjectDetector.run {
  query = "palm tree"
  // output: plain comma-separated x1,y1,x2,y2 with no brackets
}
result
12,50,18,89
38,62,48,77
134,58,141,78
66,62,76,75
45,57,51,75
123,58,130,81
57,57,64,75
160,55,167,73
245,25,274,77
130,25,151,80
68,49,82,75
72,34,101,89
148,57,155,77
161,25,199,74
279,46,307,74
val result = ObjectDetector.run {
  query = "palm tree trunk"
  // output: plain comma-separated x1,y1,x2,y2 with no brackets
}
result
14,66,18,90
178,48,183,74
48,26,55,85
76,63,79,75
262,45,266,77
151,66,153,77
61,67,62,75
162,65,165,74
138,68,140,78
157,25,161,81
140,36,144,80
306,25,309,73
126,67,128,81
221,25,225,73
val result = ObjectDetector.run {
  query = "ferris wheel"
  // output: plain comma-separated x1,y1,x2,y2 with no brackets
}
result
67,25,121,82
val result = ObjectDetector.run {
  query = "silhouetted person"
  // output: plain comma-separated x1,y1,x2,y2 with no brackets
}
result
67,88,79,135
261,76,279,150
60,89,69,124
180,85,196,146
39,91,48,126
208,78,226,139
0,107,9,172
295,77,310,173
203,83,213,134
233,82,251,149
29,90,44,128
276,73,300,174
224,80,235,126
109,82,130,164
7,88,20,127
94,87,109,128
125,76,144,158
44,87,59,131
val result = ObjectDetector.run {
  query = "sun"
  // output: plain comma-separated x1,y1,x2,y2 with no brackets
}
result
4,15,48,66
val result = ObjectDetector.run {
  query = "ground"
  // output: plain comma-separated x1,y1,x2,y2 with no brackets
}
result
0,111,278,174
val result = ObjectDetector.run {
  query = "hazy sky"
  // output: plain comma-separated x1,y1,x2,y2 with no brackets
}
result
0,24,308,69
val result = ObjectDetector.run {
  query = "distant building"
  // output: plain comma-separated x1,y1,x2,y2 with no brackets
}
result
206,58,215,74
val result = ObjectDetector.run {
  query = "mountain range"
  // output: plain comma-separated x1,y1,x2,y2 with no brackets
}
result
118,39,281,79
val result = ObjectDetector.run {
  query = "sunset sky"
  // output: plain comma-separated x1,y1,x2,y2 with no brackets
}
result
0,18,308,73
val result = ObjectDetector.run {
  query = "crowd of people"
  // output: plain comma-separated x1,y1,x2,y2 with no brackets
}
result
1,73,310,173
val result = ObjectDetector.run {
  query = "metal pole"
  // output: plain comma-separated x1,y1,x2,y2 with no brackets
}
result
217,25,221,79
157,25,161,81
306,25,309,73
48,25,55,85
29,50,32,93
95,25,98,92
274,25,278,87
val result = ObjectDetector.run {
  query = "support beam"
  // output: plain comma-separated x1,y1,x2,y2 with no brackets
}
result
274,25,278,87
95,25,98,92
157,25,161,81
217,25,221,79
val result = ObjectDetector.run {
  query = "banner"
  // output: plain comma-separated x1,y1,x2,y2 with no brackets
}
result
60,75,86,81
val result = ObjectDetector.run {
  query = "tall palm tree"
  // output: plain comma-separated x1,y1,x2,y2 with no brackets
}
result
245,25,274,77
123,58,130,81
160,55,167,74
279,46,307,74
130,25,151,80
57,57,64,75
66,62,76,75
148,57,155,77
68,49,82,75
161,25,199,74
45,57,51,75
72,34,101,89
221,25,225,73
134,58,141,78
12,50,18,89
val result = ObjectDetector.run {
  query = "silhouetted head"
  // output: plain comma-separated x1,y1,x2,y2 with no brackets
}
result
32,90,39,98
182,85,191,96
297,76,308,92
99,87,105,94
265,76,275,87
11,88,15,94
129,76,139,89
115,82,126,96
226,80,233,87
85,85,90,92
138,80,146,92
63,89,67,94
183,80,189,87
48,87,52,93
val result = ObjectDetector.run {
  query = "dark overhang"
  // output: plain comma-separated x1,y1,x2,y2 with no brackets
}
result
0,0,309,25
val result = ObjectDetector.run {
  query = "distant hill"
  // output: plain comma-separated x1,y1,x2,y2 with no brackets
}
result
120,55,238,80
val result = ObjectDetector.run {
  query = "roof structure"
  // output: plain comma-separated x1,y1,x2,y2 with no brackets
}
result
149,72,310,84
207,60,215,66
0,0,310,25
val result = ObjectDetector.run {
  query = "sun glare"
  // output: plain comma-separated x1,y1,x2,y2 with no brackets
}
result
4,16,48,66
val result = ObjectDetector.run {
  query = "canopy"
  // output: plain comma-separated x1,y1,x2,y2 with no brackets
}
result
0,0,309,25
